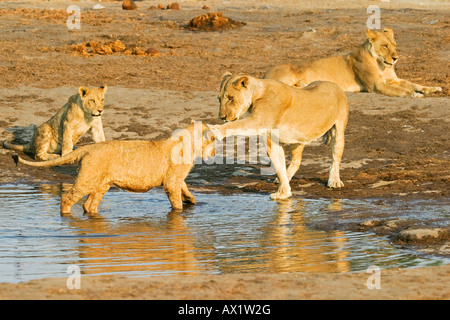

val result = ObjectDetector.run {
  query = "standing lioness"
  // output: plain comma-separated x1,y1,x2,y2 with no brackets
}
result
3,86,107,160
265,28,442,97
208,73,349,200
14,121,215,214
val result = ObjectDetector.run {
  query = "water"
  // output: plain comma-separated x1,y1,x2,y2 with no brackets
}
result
0,184,447,283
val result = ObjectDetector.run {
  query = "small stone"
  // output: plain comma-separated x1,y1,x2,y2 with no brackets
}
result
87,41,99,48
73,43,87,54
133,47,146,56
146,48,160,56
167,2,180,10
360,220,381,228
109,40,126,53
397,228,447,243
122,0,137,10
94,45,113,55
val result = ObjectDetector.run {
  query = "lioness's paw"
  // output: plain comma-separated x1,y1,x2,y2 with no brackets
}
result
328,179,344,189
420,86,442,95
270,186,292,200
412,92,424,98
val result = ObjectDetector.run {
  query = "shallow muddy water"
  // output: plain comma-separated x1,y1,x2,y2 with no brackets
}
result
0,184,448,283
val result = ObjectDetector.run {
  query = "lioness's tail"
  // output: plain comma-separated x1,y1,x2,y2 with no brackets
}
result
14,146,91,168
3,137,30,152
323,125,336,146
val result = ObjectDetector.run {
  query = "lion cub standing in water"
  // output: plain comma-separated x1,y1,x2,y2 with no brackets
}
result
3,86,107,160
14,121,215,214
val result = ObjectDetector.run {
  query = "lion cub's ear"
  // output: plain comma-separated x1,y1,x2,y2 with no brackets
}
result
220,72,232,82
100,85,108,93
79,86,89,98
383,27,395,39
234,76,249,89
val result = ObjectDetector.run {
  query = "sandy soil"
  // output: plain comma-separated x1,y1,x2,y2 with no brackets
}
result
0,0,448,299
1,264,449,300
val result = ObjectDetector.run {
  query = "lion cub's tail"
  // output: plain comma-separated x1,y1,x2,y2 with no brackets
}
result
323,125,336,146
3,137,31,152
14,146,91,168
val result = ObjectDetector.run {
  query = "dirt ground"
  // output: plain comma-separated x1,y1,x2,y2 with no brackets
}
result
0,0,449,300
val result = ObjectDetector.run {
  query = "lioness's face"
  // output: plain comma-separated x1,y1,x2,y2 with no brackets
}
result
79,85,107,117
218,74,253,122
367,28,399,67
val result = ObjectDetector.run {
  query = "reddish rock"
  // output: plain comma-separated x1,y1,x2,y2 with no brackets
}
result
122,0,137,10
167,3,180,10
146,48,160,56
187,12,246,32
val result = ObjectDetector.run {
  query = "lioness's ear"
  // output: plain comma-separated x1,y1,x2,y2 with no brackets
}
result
220,72,232,82
383,28,394,38
234,76,249,89
190,119,195,124
78,86,89,98
100,85,108,93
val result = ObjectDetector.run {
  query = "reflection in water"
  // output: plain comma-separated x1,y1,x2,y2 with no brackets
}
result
0,184,447,283
64,211,217,276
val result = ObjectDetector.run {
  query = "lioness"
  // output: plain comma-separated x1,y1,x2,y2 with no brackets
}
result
207,73,349,200
264,28,442,97
14,121,215,214
3,86,107,161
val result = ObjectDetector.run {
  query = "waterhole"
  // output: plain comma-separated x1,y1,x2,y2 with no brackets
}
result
0,184,447,283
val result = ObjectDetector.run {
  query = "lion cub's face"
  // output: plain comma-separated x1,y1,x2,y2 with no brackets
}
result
218,73,253,122
367,28,399,68
78,85,107,117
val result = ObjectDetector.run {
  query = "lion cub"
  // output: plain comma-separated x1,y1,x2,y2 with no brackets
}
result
14,121,215,214
3,86,107,161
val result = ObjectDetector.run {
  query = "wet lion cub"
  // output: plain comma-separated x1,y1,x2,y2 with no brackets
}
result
14,121,216,214
3,86,107,160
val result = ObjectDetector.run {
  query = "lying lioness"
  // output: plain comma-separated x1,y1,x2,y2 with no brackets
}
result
3,86,108,160
15,121,215,214
208,73,349,200
264,28,442,97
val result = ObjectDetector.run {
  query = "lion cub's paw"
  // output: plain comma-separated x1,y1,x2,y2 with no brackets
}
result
327,179,344,189
182,194,197,204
